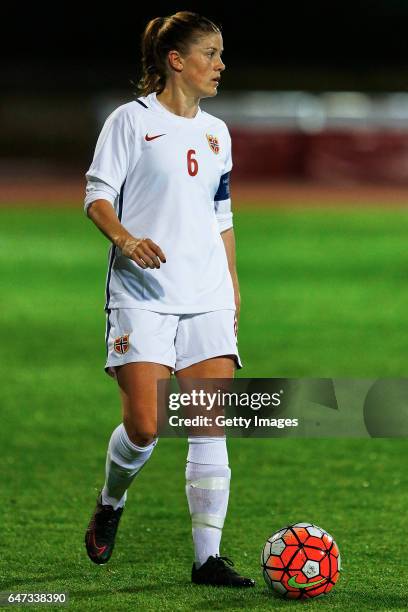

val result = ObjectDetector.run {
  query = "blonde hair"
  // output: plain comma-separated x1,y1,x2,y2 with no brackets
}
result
138,11,220,96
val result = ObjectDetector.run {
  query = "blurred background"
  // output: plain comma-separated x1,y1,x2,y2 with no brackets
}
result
2,0,408,202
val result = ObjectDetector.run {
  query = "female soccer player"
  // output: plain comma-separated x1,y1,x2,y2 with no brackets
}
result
84,11,254,587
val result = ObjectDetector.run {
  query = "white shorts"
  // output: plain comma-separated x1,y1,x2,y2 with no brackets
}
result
105,308,242,376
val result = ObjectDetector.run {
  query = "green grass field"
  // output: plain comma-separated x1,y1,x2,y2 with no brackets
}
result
1,206,408,611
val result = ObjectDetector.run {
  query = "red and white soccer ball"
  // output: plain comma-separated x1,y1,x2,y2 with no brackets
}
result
261,522,341,599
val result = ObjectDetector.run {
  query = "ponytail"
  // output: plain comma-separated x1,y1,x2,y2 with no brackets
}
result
138,16,168,96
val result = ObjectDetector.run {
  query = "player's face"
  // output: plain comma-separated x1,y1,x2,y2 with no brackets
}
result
181,32,225,99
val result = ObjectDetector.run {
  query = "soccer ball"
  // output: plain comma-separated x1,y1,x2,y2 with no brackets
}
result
261,522,341,599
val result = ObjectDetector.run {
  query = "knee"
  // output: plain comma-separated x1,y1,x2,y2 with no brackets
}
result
124,420,157,447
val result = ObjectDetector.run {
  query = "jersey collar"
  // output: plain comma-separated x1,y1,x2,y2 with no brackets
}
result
148,92,202,124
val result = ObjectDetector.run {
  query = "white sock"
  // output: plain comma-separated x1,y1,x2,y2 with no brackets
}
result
186,437,230,568
101,424,157,510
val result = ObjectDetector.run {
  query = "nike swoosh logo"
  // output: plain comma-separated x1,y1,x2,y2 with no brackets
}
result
91,532,107,555
145,133,166,141
287,575,326,589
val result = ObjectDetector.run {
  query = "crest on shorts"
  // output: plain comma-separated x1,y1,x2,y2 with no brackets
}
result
206,134,220,154
114,334,130,355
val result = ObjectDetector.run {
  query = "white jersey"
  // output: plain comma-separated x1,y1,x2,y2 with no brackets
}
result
85,92,235,314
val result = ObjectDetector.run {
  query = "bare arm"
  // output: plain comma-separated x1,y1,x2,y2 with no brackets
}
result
221,227,241,320
87,199,166,269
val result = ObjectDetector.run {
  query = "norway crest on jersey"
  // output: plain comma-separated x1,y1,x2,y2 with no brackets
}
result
206,133,220,154
114,334,130,355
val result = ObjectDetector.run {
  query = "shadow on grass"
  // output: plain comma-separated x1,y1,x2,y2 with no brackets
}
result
71,583,187,600
1,576,69,590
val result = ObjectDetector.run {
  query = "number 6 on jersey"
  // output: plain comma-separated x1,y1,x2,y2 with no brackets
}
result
187,149,198,176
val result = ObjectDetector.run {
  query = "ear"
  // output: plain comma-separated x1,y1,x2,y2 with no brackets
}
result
167,50,184,73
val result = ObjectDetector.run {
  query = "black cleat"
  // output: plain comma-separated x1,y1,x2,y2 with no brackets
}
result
85,493,123,565
192,555,255,587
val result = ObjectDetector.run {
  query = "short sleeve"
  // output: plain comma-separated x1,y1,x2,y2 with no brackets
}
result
222,126,233,174
83,177,118,215
85,105,135,194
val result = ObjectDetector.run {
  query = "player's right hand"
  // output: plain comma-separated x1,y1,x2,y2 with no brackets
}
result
121,237,166,269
